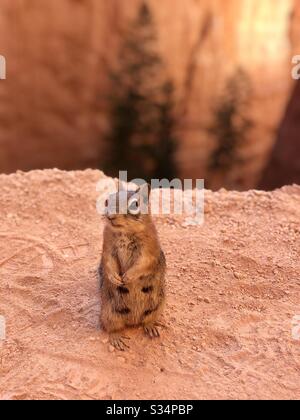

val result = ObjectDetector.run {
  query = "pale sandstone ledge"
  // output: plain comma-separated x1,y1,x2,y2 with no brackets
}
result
0,170,299,400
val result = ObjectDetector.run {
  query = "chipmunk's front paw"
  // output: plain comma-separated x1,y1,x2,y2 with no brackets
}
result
109,333,130,351
144,323,160,339
109,273,123,286
122,273,136,285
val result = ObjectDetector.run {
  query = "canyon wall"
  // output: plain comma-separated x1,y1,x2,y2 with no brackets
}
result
0,0,298,188
260,2,300,189
260,81,300,190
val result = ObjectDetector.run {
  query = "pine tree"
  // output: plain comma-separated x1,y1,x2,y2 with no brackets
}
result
155,81,178,180
105,1,178,181
207,69,253,186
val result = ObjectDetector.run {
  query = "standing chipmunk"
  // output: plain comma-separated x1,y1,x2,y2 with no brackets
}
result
99,183,166,351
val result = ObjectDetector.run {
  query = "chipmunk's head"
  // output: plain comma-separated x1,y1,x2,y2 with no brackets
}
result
104,183,151,233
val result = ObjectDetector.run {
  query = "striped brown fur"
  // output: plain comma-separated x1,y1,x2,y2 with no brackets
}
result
99,185,166,350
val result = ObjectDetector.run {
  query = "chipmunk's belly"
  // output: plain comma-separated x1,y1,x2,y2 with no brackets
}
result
119,281,161,327
114,237,164,326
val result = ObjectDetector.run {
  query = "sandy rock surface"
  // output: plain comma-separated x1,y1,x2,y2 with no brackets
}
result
0,170,299,400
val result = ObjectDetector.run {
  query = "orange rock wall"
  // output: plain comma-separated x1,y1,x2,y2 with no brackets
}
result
0,0,298,188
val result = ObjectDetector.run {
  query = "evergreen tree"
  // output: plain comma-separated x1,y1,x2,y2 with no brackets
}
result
207,69,253,185
105,1,178,181
155,81,178,180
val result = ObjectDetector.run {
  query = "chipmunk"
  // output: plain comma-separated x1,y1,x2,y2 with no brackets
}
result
99,183,166,351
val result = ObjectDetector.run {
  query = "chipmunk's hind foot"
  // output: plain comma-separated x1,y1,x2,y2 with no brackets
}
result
144,323,160,339
109,333,130,351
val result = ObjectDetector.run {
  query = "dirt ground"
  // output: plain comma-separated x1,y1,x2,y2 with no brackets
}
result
0,169,299,400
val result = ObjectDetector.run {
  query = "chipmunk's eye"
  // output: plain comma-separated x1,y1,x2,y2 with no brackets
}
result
128,199,140,215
